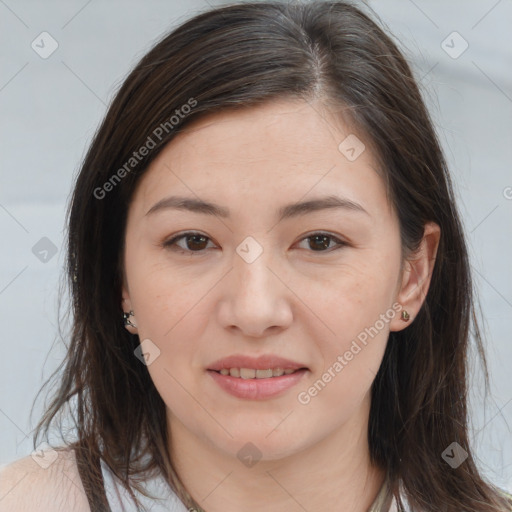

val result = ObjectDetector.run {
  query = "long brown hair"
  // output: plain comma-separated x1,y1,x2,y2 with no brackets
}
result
32,1,512,511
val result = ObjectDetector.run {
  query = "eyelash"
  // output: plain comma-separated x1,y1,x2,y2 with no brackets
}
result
161,231,348,255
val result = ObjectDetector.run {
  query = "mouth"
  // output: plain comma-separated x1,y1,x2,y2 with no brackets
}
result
207,354,308,374
207,364,308,400
211,367,307,379
206,354,309,399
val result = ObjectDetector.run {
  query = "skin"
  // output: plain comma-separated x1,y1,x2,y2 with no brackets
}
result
121,99,440,512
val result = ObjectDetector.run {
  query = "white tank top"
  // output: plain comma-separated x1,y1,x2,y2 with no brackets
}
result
99,457,403,511
100,457,189,511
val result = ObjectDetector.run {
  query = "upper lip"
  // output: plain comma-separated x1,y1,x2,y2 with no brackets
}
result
208,354,308,371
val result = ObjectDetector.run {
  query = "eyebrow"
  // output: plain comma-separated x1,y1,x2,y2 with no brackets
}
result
145,194,369,221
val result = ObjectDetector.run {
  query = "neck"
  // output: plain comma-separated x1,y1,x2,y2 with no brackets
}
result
167,396,386,512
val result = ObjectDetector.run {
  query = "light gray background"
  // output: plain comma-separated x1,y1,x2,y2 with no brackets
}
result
1,0,511,493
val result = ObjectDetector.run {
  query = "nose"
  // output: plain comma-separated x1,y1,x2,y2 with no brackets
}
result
216,248,293,338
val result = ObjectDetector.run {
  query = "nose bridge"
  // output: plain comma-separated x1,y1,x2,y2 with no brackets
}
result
218,234,292,336
233,234,277,303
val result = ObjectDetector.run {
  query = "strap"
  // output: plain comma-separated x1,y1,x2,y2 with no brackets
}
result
368,473,394,512
74,440,113,512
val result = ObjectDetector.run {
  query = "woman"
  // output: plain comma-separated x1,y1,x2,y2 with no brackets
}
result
1,1,510,511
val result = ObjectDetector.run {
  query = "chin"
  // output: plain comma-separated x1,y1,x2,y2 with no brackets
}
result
206,423,312,463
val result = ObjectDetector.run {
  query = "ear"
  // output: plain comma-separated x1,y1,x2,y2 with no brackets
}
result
122,283,138,335
390,222,441,331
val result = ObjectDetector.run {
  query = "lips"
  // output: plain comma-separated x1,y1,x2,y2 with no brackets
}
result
207,354,308,373
208,367,308,400
207,354,309,399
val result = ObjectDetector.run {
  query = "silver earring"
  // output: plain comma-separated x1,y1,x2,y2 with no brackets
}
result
123,310,136,327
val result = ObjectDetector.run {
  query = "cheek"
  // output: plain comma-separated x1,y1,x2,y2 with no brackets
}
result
305,253,399,390
298,279,392,420
304,254,399,334
125,240,209,339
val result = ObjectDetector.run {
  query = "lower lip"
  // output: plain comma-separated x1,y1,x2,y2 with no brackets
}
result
207,369,308,400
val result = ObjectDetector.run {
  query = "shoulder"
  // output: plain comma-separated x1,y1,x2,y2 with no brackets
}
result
0,446,91,512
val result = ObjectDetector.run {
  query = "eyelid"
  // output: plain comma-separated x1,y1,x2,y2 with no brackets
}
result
162,231,214,252
162,230,349,255
297,231,349,252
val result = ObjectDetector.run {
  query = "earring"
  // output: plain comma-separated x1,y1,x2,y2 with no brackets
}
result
123,310,136,327
401,310,410,322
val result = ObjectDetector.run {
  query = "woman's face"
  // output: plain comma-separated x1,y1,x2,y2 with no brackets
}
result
122,99,416,462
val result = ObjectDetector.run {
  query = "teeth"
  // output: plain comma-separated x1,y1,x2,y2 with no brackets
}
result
217,367,299,378
240,368,256,379
256,369,273,379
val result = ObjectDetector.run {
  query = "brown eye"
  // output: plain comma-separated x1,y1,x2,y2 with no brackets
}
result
163,231,347,255
298,232,347,252
163,232,214,254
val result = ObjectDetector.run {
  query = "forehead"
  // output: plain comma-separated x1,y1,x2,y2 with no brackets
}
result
131,99,390,220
